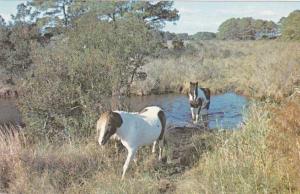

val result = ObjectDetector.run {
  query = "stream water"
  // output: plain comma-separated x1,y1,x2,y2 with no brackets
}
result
0,92,248,129
124,92,248,129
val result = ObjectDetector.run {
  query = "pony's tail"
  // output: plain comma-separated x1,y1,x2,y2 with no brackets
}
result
158,110,166,141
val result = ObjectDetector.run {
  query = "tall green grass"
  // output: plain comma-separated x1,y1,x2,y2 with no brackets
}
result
177,102,300,194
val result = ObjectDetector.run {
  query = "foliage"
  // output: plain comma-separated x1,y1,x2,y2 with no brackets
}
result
29,0,73,27
172,38,185,50
26,1,179,30
217,17,278,40
281,10,300,40
190,32,216,40
20,14,158,142
0,22,39,77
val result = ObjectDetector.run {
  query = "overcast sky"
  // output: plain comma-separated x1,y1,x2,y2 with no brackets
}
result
1,0,299,34
164,1,300,34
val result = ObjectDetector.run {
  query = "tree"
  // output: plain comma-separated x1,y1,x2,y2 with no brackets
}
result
217,17,278,40
281,10,300,40
217,18,239,40
0,15,5,26
191,32,216,40
26,1,179,30
29,0,73,27
0,8,40,77
136,1,179,28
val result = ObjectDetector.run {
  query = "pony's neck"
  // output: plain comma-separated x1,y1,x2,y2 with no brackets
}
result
194,88,198,99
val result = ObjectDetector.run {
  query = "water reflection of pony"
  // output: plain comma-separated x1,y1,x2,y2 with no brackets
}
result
97,106,166,179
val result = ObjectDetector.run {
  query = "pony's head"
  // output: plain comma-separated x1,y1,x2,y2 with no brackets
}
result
189,81,198,100
97,111,123,146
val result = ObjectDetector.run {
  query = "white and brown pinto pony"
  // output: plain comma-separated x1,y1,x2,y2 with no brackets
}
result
97,106,166,179
189,82,211,123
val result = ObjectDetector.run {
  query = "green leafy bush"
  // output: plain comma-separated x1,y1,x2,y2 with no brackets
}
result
19,15,158,142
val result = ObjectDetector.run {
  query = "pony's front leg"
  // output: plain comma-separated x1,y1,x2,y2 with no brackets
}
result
122,147,137,180
190,107,195,121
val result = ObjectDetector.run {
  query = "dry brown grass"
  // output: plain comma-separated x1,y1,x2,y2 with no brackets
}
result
0,126,25,193
176,99,300,194
0,124,216,193
132,40,300,101
268,100,300,191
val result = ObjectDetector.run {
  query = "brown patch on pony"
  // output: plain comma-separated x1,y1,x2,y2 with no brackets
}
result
157,110,166,140
200,88,211,109
97,111,123,145
200,88,211,101
110,112,123,129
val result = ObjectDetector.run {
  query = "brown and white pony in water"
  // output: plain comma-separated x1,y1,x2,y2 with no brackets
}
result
97,106,166,179
189,82,211,123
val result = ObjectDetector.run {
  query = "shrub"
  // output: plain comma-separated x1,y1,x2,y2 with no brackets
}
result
19,15,158,142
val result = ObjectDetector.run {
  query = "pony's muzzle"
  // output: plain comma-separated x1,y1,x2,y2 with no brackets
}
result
100,136,109,146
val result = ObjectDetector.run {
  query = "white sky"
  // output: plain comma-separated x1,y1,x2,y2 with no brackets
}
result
164,1,300,34
1,0,300,34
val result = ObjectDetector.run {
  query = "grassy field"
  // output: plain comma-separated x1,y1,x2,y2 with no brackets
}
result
1,40,300,193
132,40,300,101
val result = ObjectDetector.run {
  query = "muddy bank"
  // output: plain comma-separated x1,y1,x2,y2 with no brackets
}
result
0,99,24,127
148,125,216,180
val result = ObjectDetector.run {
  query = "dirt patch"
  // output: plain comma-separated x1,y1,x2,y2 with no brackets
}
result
148,125,215,180
166,126,212,163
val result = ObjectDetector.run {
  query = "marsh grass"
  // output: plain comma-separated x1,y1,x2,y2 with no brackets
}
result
177,101,300,194
0,126,25,192
1,102,300,193
0,124,216,193
132,40,300,101
2,40,299,193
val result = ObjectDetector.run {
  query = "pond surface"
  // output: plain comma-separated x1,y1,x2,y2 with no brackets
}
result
124,92,248,129
0,92,248,129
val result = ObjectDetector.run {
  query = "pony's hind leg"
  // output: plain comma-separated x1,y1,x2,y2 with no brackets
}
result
152,141,157,153
158,139,164,161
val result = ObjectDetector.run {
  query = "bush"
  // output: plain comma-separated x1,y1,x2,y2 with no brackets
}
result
19,15,158,142
172,38,184,50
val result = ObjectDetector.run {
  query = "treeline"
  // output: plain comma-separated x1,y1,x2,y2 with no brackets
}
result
163,9,300,41
217,17,278,40
162,31,216,41
217,10,300,40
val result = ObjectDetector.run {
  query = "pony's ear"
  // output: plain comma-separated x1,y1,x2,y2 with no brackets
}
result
111,112,123,128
